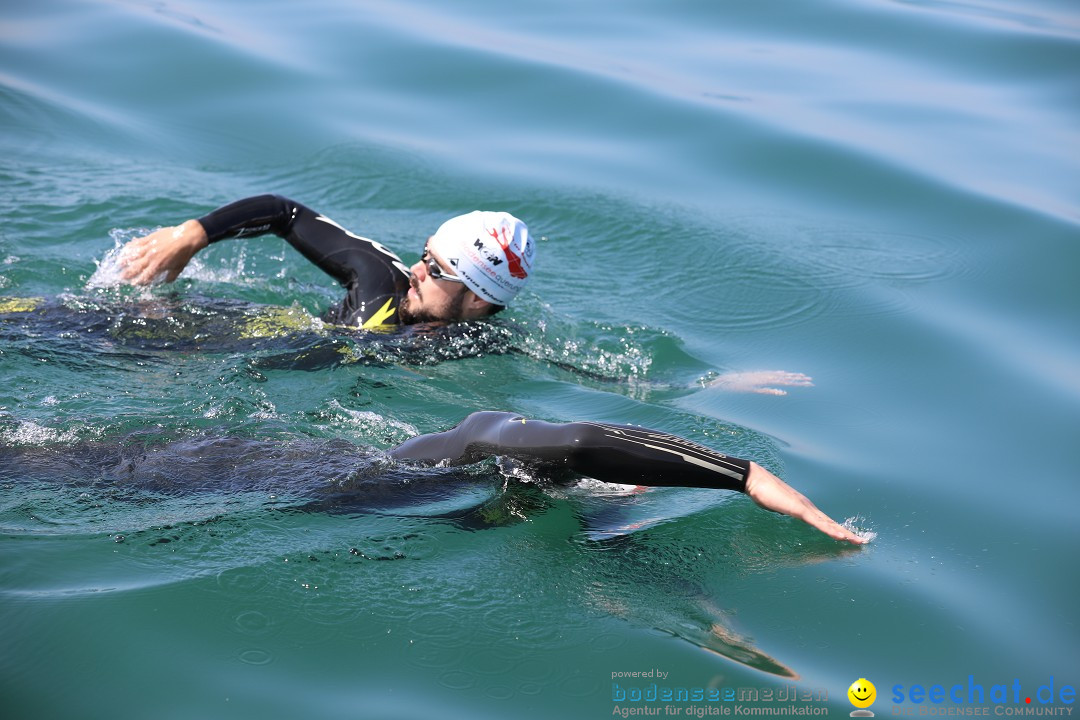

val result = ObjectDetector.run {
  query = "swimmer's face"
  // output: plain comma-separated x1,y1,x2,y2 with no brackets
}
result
401,242,488,323
848,679,876,708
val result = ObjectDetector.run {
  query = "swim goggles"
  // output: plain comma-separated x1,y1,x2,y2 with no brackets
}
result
421,247,464,283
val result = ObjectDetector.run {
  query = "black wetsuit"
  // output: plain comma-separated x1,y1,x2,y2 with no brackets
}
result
391,411,752,492
198,195,411,329
0,412,751,503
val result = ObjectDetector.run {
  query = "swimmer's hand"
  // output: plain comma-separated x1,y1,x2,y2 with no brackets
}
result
118,220,208,285
703,370,813,396
744,462,867,545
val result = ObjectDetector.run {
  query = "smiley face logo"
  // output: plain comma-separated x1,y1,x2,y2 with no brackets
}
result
848,678,876,709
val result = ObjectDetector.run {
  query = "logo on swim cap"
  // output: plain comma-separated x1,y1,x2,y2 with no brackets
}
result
428,211,534,306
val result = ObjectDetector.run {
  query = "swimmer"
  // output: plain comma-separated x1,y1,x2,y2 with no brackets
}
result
0,410,865,545
117,195,534,329
390,411,867,545
109,195,814,392
0,410,860,676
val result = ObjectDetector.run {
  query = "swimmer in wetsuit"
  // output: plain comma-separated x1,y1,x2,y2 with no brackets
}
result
101,195,814,392
117,195,535,329
0,409,865,545
391,411,867,545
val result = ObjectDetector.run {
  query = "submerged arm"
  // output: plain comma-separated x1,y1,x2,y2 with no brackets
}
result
390,411,866,544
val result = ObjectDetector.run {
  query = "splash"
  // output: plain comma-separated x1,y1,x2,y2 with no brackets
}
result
86,228,161,289
842,515,877,543
507,298,667,387
321,400,419,444
86,228,274,292
0,418,104,447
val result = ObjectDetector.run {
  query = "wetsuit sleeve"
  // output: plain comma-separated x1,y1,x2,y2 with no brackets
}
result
198,195,405,286
389,411,751,492
197,195,411,327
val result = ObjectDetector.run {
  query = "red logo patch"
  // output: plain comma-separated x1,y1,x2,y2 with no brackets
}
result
488,227,528,279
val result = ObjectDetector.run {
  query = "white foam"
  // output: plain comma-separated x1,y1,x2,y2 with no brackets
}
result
573,477,644,496
0,419,103,447
326,401,418,439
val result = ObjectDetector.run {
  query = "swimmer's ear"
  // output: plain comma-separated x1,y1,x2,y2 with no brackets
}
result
461,291,499,319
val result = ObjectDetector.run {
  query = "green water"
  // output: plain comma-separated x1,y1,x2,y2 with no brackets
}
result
2,1,1078,718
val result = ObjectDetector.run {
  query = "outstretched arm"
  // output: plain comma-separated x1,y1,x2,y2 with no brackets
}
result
390,411,866,545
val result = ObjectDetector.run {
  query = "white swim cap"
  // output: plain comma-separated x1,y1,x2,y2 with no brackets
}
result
427,210,535,306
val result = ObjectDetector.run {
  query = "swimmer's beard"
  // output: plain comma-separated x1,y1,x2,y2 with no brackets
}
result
399,285,468,325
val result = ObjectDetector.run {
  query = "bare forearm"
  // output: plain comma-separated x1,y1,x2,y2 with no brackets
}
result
744,462,866,544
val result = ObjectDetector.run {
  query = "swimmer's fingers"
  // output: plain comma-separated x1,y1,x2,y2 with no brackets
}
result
704,370,814,395
118,221,207,285
795,502,866,545
744,462,867,546
752,373,815,396
117,234,161,284
771,371,814,387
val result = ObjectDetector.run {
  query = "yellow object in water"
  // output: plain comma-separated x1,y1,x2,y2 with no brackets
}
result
0,297,45,313
237,304,324,339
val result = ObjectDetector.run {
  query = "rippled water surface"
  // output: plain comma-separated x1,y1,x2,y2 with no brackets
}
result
2,0,1078,718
